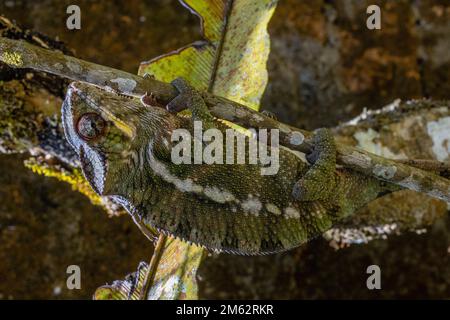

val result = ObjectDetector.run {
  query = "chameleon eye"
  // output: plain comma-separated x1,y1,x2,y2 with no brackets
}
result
76,113,106,141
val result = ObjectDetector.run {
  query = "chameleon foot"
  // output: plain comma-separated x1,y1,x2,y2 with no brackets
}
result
261,110,278,121
142,72,156,80
166,77,193,113
167,77,216,128
292,128,336,201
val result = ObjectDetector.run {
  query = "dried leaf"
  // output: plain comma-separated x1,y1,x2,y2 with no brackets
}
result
94,262,148,300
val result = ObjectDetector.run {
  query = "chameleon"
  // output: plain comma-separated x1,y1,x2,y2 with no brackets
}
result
62,78,399,255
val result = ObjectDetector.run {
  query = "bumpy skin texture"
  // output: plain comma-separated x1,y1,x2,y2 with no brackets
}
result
62,81,395,255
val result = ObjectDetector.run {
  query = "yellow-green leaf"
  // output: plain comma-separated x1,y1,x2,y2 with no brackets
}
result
147,238,204,300
139,0,277,110
93,241,203,300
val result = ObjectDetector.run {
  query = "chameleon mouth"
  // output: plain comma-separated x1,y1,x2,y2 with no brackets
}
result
79,145,108,195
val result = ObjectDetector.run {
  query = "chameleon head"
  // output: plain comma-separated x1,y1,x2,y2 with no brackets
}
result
62,81,170,196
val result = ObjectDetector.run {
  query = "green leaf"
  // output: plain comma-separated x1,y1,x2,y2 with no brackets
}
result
147,238,204,300
93,241,204,300
109,0,278,300
139,0,277,110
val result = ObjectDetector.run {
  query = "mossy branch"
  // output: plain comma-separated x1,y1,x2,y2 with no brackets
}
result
1,37,449,202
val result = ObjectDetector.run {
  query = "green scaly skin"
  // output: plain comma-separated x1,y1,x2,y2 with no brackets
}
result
62,79,397,255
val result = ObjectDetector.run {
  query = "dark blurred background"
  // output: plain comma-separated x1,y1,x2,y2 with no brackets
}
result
0,0,449,299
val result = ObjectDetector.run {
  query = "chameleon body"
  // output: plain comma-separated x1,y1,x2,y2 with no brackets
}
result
62,79,398,255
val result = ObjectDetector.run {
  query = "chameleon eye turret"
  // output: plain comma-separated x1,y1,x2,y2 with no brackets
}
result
76,113,106,141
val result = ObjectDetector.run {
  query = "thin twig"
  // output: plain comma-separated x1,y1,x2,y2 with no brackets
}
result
1,37,449,202
397,159,450,173
139,234,167,300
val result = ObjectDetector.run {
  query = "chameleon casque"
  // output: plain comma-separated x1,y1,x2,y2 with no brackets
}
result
62,78,398,255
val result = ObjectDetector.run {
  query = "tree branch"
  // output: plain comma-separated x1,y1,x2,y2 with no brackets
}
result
1,37,449,202
139,234,167,300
